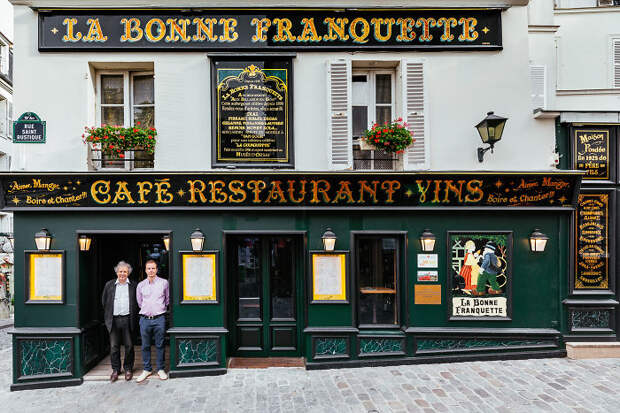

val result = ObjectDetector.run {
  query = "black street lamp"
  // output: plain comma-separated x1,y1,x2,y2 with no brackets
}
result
475,111,508,162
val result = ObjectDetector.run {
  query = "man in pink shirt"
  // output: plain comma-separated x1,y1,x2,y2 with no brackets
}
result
135,259,169,382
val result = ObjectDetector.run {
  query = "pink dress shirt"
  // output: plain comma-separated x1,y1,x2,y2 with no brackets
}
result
136,276,169,317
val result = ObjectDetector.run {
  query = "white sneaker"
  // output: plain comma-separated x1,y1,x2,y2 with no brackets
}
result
135,370,152,383
157,370,168,380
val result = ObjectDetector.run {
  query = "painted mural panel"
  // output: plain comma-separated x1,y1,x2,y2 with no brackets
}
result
449,232,512,320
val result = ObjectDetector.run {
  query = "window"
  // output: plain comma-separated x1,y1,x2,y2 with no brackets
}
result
356,235,401,326
0,40,7,76
327,59,428,171
95,71,154,169
352,71,397,170
0,97,9,139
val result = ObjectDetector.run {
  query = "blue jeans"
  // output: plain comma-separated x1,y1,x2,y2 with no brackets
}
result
139,316,166,372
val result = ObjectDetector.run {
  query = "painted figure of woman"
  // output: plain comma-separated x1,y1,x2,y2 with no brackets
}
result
459,240,481,292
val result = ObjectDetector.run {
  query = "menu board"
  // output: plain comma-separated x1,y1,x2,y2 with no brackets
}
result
574,129,610,180
575,193,609,289
311,253,347,303
26,252,64,303
182,253,218,303
213,59,292,166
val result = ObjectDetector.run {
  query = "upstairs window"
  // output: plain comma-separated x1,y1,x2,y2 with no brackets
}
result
95,71,155,169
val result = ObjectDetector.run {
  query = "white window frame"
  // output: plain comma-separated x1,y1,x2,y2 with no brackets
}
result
352,69,400,171
94,70,155,170
0,40,7,75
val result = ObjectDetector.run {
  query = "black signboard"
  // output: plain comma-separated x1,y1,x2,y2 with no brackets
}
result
38,9,502,51
0,172,580,210
573,128,612,181
13,112,46,144
212,59,293,167
575,192,610,289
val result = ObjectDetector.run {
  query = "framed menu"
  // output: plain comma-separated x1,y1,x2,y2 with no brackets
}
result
181,251,219,303
310,251,348,304
25,251,65,304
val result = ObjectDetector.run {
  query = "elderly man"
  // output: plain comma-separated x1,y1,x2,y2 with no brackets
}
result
101,261,139,382
136,259,169,382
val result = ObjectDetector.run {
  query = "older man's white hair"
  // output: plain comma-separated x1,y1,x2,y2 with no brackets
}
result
114,261,133,275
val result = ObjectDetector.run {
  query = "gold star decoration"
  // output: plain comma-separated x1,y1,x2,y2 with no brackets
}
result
177,189,185,197
63,186,68,191
482,27,490,34
51,27,59,34
495,179,503,189
76,180,81,185
11,197,20,205
405,189,413,198
559,196,567,204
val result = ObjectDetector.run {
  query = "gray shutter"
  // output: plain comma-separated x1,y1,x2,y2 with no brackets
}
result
327,59,352,170
614,39,620,88
530,65,546,109
402,60,428,170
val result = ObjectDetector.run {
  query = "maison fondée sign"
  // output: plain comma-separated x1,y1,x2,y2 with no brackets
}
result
38,9,502,51
0,173,580,210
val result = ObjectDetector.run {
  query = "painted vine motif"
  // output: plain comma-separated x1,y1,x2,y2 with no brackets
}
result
449,233,511,319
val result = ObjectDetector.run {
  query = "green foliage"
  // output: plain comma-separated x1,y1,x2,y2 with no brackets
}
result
363,118,414,154
83,122,157,157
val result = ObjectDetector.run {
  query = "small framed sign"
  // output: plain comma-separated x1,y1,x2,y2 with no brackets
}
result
25,250,65,304
13,112,46,144
417,254,438,268
310,251,348,304
180,251,219,304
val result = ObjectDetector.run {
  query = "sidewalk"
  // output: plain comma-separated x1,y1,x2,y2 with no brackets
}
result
0,317,12,330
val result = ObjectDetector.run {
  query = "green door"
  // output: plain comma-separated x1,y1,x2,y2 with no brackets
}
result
229,235,302,357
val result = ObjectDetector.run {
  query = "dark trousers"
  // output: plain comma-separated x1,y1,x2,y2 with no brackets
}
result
139,316,166,372
110,315,134,373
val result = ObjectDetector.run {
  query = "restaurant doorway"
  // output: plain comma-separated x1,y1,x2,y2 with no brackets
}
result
226,234,304,357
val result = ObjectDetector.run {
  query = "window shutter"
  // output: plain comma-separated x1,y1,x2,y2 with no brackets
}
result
8,101,12,138
326,59,352,170
614,39,620,88
530,65,546,109
401,60,428,170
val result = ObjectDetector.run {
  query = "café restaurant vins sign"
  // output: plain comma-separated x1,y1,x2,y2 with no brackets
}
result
38,9,502,51
0,173,579,210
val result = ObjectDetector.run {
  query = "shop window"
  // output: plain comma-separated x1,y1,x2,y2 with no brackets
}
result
352,71,398,170
94,71,154,169
327,59,428,171
356,236,400,326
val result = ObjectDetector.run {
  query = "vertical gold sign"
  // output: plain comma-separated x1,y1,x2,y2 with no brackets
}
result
575,193,609,289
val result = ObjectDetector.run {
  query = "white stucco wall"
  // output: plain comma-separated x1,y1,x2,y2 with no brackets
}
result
12,3,557,172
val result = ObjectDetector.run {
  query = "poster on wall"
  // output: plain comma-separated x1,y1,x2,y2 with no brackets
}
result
212,59,293,167
448,232,512,320
575,192,611,290
25,251,65,304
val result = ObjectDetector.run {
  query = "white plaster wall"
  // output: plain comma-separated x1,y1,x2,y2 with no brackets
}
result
528,0,556,25
13,4,557,172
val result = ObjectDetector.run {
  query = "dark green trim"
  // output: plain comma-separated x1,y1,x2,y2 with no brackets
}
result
10,378,82,392
168,368,227,378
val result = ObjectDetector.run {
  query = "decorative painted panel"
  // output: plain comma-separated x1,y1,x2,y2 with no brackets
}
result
416,339,552,352
177,338,218,366
571,310,611,330
359,338,403,354
19,338,72,378
315,337,348,357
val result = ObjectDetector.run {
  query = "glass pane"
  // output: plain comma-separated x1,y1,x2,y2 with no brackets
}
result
133,75,154,105
358,237,398,325
133,150,154,169
101,75,124,104
133,107,155,128
353,148,371,170
352,106,368,139
102,106,124,127
376,106,392,126
376,74,392,104
237,238,262,319
270,238,295,319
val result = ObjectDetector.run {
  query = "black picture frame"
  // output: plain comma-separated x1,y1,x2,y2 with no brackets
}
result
571,125,617,184
179,250,220,305
24,250,66,305
446,231,513,321
210,56,294,169
308,250,350,305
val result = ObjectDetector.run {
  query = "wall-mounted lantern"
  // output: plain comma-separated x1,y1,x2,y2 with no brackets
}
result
78,235,92,252
475,111,508,162
529,228,549,252
163,235,171,251
321,228,337,251
34,228,52,251
190,228,205,252
420,229,436,252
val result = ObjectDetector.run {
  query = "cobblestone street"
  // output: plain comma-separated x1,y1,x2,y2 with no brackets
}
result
0,330,617,413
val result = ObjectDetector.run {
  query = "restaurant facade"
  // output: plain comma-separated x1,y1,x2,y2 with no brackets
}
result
3,0,597,391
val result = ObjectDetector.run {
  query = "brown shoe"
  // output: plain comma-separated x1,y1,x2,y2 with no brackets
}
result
125,370,133,381
110,371,119,383
488,288,502,295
